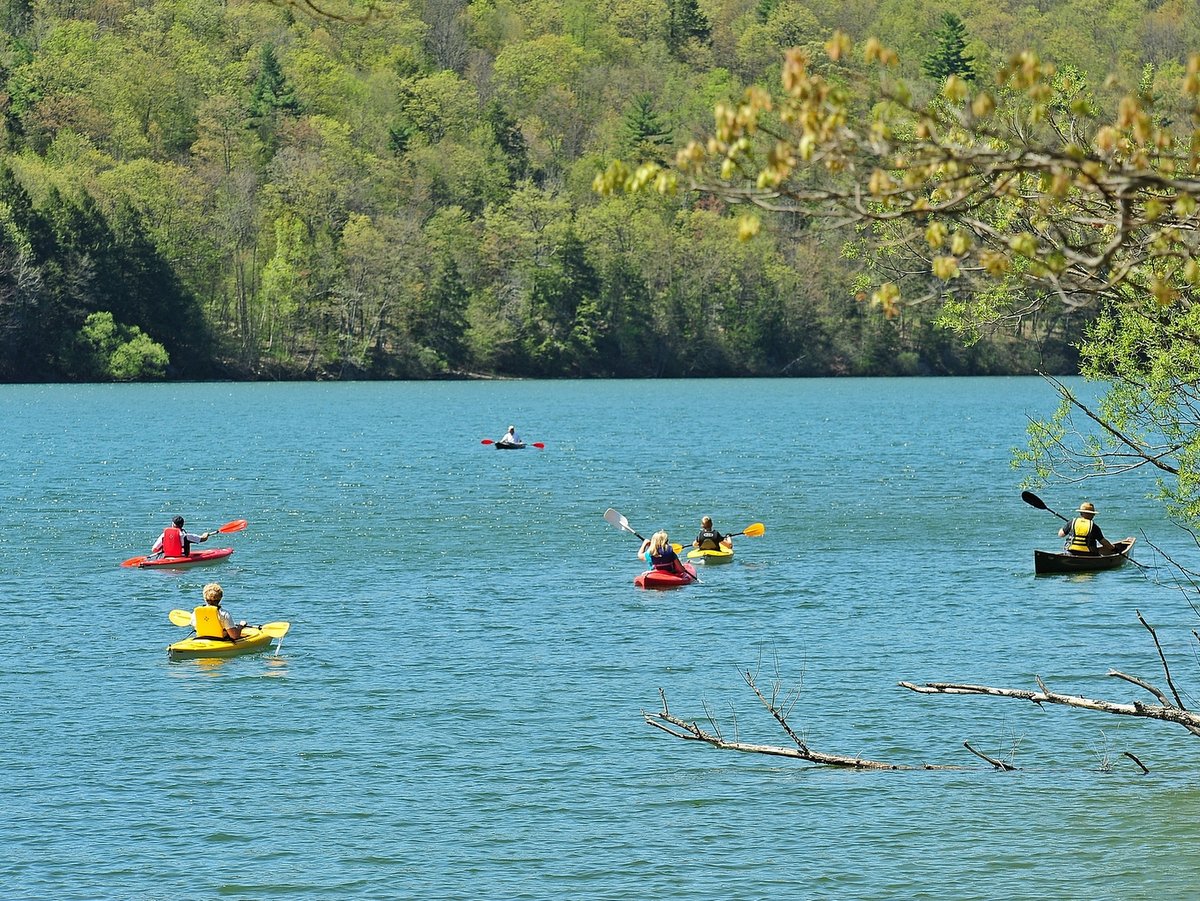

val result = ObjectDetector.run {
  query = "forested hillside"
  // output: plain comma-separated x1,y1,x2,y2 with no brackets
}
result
0,0,1192,380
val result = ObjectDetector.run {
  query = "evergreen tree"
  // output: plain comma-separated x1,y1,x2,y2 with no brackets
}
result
251,45,300,117
485,100,529,184
666,0,710,55
921,13,975,82
416,257,469,367
249,44,300,154
755,0,780,24
622,94,672,163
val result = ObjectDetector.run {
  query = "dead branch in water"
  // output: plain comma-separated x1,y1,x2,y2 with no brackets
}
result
643,663,997,770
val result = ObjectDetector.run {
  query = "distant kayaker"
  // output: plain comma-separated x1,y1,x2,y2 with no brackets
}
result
190,582,247,641
151,515,211,558
693,516,733,552
639,530,687,575
1059,502,1118,555
498,425,521,447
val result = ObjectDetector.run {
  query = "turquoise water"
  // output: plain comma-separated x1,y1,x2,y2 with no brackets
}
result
3,378,1199,899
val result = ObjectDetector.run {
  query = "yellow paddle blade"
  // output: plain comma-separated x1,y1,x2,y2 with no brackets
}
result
168,609,192,627
671,543,684,553
742,522,765,538
259,621,290,639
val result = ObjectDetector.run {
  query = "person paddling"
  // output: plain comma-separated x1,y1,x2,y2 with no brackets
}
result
693,516,733,552
639,530,687,575
190,583,247,641
151,515,210,558
1059,502,1118,555
497,425,522,447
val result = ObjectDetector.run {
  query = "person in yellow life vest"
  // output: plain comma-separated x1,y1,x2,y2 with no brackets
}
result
1058,502,1118,555
151,515,211,558
693,516,733,552
190,583,247,641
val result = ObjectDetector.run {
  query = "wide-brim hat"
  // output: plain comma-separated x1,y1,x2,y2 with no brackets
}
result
1077,502,1096,514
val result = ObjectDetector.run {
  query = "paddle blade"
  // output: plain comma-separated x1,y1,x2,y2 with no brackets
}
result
169,609,192,627
1020,491,1047,510
121,555,148,568
481,439,495,445
604,508,628,530
532,442,545,449
260,621,290,639
741,522,765,538
217,519,248,534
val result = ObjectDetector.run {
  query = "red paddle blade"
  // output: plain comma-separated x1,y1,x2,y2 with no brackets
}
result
217,519,248,534
121,555,148,568
481,439,495,445
532,442,545,449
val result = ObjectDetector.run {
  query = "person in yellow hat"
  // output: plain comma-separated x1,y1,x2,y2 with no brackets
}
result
1059,502,1118,555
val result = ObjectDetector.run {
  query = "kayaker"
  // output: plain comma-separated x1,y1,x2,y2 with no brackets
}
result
498,425,521,446
190,583,248,641
639,530,687,575
693,516,733,552
151,515,211,558
1059,502,1118,555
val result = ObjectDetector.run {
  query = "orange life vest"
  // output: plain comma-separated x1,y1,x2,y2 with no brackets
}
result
161,527,184,556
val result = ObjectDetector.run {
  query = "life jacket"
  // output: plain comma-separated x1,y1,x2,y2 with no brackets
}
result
193,604,228,640
650,547,683,573
161,527,184,557
1066,517,1094,554
696,529,723,551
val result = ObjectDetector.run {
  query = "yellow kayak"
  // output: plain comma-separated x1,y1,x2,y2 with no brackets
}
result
167,625,277,660
686,546,734,564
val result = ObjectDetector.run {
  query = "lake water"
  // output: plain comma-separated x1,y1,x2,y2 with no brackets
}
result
3,377,1199,900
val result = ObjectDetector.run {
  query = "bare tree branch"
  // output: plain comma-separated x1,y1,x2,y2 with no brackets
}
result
963,741,1016,770
899,678,1200,737
1137,609,1187,710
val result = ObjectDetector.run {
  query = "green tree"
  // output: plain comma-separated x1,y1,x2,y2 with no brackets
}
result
75,311,169,380
250,44,300,154
666,0,710,55
921,13,975,82
621,94,672,163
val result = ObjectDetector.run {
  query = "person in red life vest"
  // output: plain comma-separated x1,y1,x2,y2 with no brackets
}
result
190,583,246,641
1058,502,1118,555
693,516,733,552
151,515,211,558
638,530,687,575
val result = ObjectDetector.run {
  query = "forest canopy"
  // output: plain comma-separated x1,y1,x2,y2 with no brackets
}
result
1,0,1195,380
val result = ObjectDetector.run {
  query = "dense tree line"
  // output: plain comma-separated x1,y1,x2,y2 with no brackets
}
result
1,0,1192,380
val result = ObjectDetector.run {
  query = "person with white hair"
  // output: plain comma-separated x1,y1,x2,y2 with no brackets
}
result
190,583,247,641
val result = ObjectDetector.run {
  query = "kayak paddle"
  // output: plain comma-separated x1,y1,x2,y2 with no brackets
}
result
730,522,765,539
482,439,546,449
1021,491,1069,523
208,518,249,534
604,507,645,541
168,608,289,639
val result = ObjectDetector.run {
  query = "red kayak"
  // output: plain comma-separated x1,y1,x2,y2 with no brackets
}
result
634,563,697,589
137,547,234,568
